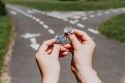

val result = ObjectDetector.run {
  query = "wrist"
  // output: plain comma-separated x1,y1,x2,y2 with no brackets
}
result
74,67,98,83
42,73,60,83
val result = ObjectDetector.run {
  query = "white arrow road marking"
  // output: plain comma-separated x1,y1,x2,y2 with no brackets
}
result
10,11,17,15
88,28,99,34
77,23,85,28
20,33,41,50
30,38,40,51
21,33,41,39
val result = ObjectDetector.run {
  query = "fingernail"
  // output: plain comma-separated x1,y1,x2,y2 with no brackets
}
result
64,27,74,35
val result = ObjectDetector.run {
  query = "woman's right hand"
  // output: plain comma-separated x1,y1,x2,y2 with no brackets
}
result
64,29,102,83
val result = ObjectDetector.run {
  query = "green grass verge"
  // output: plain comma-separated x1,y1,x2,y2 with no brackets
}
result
0,16,12,75
98,14,125,44
4,0,125,11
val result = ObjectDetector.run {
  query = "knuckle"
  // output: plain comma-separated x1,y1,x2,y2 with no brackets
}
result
90,41,96,48
43,41,49,46
35,51,43,58
35,53,39,60
71,66,76,72
81,31,87,35
43,41,47,44
82,31,86,34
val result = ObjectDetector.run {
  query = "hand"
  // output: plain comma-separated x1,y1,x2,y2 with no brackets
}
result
35,39,61,83
64,29,102,83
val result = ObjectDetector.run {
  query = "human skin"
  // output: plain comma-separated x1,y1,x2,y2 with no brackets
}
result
63,29,102,83
35,29,102,83
35,39,61,83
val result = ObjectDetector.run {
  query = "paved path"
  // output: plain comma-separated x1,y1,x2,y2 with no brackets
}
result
7,5,125,83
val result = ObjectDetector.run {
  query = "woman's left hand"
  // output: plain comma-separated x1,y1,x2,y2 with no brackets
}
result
35,39,61,83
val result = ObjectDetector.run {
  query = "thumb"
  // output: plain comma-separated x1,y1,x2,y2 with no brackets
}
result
68,34,81,50
51,44,61,58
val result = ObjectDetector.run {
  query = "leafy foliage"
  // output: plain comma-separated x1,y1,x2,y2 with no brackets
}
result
0,0,6,16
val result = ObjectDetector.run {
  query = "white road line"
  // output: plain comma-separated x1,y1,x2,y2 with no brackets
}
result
104,11,110,14
74,20,79,23
32,16,37,20
43,24,49,29
39,21,44,25
28,15,33,18
89,15,95,18
35,18,40,22
71,15,81,19
97,13,103,16
120,8,125,11
88,28,99,34
10,11,17,15
111,9,119,13
27,10,34,14
62,18,68,22
8,6,56,36
69,20,75,24
77,23,85,28
48,29,55,34
82,17,88,20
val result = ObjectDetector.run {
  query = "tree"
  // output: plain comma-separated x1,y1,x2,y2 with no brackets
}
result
0,0,6,16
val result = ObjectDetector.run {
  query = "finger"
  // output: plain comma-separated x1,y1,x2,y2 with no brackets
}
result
39,39,56,52
60,46,67,52
47,49,52,54
59,51,69,58
68,34,81,49
62,51,69,55
73,29,92,41
51,44,61,58
63,44,72,49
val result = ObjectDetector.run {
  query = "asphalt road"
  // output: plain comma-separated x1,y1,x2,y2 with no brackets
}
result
7,5,125,83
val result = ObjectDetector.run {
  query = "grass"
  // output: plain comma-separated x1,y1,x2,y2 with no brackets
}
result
98,14,125,44
4,0,125,11
0,16,12,76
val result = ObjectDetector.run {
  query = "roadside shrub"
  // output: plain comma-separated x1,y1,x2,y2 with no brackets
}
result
59,0,79,1
0,0,6,16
